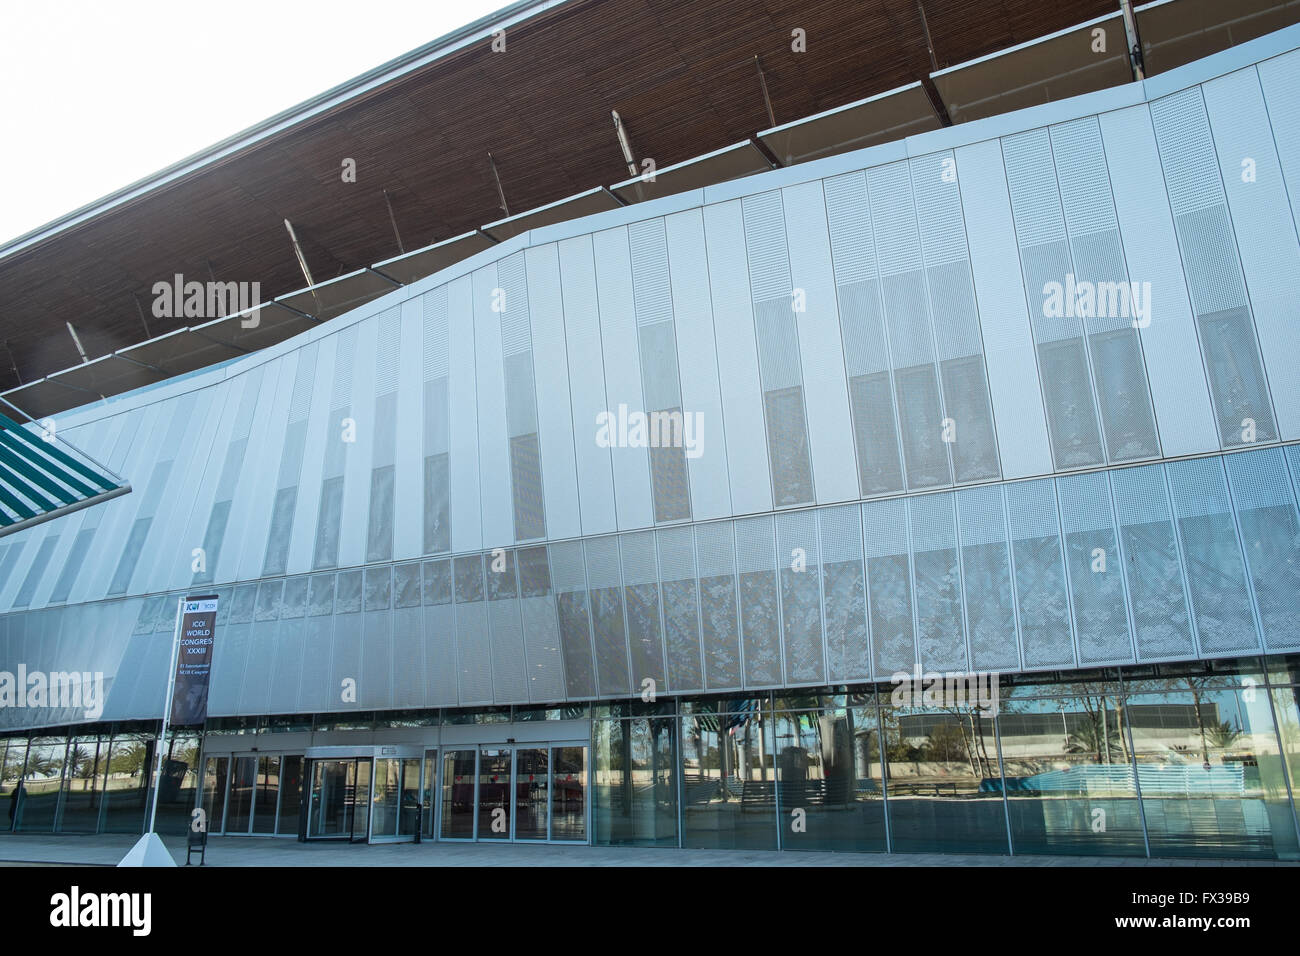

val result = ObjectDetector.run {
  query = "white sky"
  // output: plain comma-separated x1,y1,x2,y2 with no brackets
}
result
0,0,510,244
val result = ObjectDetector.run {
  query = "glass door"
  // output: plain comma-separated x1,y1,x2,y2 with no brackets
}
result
350,758,372,843
308,758,372,841
551,745,587,842
440,750,476,839
478,749,512,840
515,749,549,841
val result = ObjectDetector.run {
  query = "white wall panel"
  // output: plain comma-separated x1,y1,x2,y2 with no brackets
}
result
336,315,379,569
558,234,617,536
1099,104,1219,457
393,297,426,561
702,200,773,515
664,209,731,521
287,335,336,575
954,139,1053,479
525,243,583,540
224,360,292,583
473,264,515,550
448,274,483,552
782,180,859,505
1203,67,1300,440
593,226,654,531
1258,48,1300,233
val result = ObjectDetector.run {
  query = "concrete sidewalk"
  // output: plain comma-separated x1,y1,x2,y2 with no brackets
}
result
0,833,1293,866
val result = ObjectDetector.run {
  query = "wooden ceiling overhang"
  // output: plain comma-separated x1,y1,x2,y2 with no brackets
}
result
0,0,1292,414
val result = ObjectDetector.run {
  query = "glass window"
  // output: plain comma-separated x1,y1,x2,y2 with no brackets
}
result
774,705,886,852
102,733,152,833
1128,685,1299,860
155,733,201,836
999,694,1144,856
681,706,777,850
57,736,107,833
880,701,1008,854
13,736,66,833
593,717,678,846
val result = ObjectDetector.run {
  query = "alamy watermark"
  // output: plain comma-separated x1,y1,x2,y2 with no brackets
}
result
890,670,1000,714
152,273,261,327
0,665,104,720
1042,274,1151,329
595,403,703,459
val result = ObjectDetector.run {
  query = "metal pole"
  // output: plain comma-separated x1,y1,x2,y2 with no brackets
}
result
147,596,185,834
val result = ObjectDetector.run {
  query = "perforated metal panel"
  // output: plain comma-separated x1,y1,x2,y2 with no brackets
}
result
1056,471,1132,664
1150,87,1278,448
956,485,1019,672
817,504,869,681
620,530,665,691
486,549,528,704
695,519,741,690
313,327,357,569
908,493,965,673
656,525,703,693
549,539,595,698
420,559,457,706
1165,456,1259,656
862,497,914,676
1007,479,1074,669
584,535,629,696
1224,449,1300,652
776,509,824,684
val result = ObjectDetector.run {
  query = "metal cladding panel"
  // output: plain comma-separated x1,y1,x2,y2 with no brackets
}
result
393,299,426,562
655,524,703,694
817,504,870,682
907,492,966,673
1226,448,1300,652
229,360,296,584
1259,48,1300,232
702,200,773,516
453,556,492,705
487,557,528,705
240,580,282,714
1150,87,1278,450
694,519,741,691
664,209,731,522
1098,105,1218,458
1056,471,1134,665
861,497,915,678
447,275,482,553
337,317,379,570
359,567,394,710
471,264,514,550
525,244,582,540
294,574,331,713
152,387,227,594
1203,67,1300,441
593,226,654,531
782,180,858,505
734,514,781,687
281,337,332,576
557,235,617,536
75,405,162,599
584,534,630,697
422,559,458,707
1007,479,1076,671
326,581,362,715
1166,456,1261,656
776,508,826,685
955,484,1020,672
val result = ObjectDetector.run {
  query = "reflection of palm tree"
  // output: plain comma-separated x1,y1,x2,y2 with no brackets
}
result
1066,715,1124,763
1207,720,1244,750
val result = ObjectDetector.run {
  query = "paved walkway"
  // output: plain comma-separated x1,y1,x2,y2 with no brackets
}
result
0,833,1293,866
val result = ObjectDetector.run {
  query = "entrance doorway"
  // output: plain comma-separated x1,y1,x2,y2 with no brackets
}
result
438,743,587,843
307,758,372,842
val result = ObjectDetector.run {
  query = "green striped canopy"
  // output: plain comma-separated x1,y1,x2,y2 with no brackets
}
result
0,412,129,534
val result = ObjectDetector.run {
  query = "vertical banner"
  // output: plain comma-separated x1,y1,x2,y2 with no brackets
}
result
170,594,219,726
